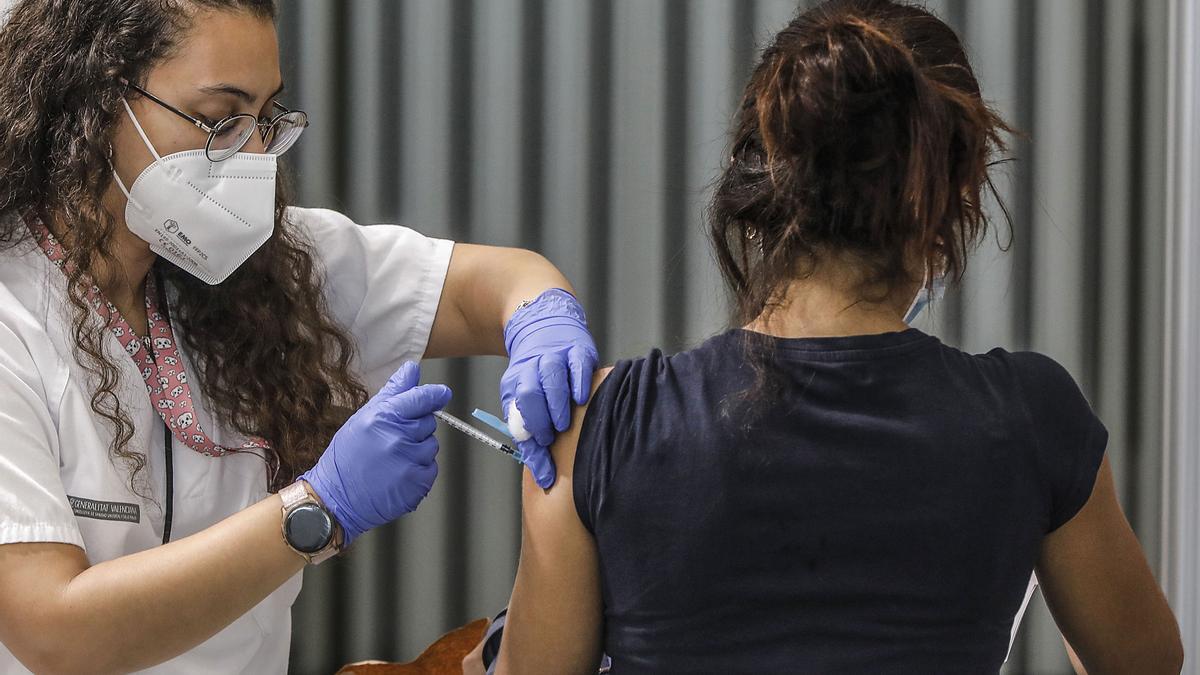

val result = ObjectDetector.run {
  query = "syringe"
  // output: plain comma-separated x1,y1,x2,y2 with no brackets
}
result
433,410,523,463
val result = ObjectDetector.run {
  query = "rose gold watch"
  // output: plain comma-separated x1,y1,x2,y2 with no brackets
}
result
279,481,341,565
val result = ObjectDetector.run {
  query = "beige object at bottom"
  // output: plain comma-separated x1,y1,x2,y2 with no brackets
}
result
336,619,489,675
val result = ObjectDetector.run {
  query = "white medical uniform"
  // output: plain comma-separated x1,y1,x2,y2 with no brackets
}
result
0,207,453,674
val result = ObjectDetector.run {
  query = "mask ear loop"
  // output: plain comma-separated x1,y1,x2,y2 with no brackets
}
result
903,264,932,324
112,98,170,210
903,255,951,324
121,98,164,164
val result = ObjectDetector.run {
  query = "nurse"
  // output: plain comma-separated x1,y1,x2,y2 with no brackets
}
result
0,1,597,673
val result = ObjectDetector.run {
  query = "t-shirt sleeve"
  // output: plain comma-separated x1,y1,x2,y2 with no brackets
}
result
1010,352,1108,532
573,354,662,535
0,319,83,548
286,207,454,394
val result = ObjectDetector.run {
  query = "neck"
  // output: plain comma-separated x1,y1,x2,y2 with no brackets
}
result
44,188,157,313
96,238,157,312
744,260,918,339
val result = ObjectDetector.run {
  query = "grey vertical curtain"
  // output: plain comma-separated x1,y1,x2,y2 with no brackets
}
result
1164,0,1200,658
275,2,1170,673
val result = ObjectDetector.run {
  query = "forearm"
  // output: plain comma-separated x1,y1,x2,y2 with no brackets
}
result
30,495,303,674
428,244,575,358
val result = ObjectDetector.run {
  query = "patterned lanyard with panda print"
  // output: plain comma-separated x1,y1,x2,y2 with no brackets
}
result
30,219,268,457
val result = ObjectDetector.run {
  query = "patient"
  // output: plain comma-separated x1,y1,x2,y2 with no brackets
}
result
489,1,1182,672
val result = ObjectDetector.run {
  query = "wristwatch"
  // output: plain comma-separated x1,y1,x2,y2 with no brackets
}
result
280,481,341,564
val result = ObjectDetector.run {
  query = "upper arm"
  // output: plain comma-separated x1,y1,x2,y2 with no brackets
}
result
1036,455,1182,674
425,243,498,359
426,243,574,360
0,542,89,671
287,207,454,390
0,318,90,670
0,317,83,549
497,368,612,675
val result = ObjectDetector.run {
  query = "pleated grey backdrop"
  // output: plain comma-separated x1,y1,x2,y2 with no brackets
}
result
274,1,1170,673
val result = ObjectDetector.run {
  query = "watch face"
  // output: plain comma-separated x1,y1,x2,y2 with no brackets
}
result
285,503,334,554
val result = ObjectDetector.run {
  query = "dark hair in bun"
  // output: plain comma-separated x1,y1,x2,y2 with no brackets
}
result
711,0,1013,324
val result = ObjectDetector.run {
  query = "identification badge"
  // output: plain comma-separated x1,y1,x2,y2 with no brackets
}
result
67,495,141,523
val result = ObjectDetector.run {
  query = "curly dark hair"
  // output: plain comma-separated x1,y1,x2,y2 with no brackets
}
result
0,0,368,494
711,0,1013,325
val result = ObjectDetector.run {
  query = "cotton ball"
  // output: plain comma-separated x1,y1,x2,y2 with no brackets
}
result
506,400,532,442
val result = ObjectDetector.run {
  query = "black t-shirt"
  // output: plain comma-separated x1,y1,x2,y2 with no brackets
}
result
573,329,1107,674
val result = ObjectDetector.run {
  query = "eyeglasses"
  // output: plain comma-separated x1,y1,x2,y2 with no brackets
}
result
121,80,309,162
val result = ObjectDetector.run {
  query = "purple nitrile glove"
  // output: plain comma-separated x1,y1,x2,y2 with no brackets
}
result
300,361,452,547
499,288,600,489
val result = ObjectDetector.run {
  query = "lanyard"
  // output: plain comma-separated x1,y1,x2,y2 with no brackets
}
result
162,420,173,545
29,219,269,458
155,270,173,545
29,219,272,545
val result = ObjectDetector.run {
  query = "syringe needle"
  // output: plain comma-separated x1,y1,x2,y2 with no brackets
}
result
433,410,523,463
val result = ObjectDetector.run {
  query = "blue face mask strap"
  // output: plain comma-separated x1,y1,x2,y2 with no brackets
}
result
903,264,948,325
904,288,931,324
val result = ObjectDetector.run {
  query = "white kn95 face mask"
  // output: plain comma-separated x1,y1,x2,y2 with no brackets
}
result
112,98,277,285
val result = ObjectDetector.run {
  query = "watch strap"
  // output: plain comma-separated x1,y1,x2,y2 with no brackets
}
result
280,481,339,564
280,481,308,509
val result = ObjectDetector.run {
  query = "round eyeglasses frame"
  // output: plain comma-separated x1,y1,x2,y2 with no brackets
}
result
120,79,309,162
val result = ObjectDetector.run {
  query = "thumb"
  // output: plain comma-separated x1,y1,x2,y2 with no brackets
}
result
374,361,421,401
518,439,557,489
567,344,599,405
390,383,453,419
